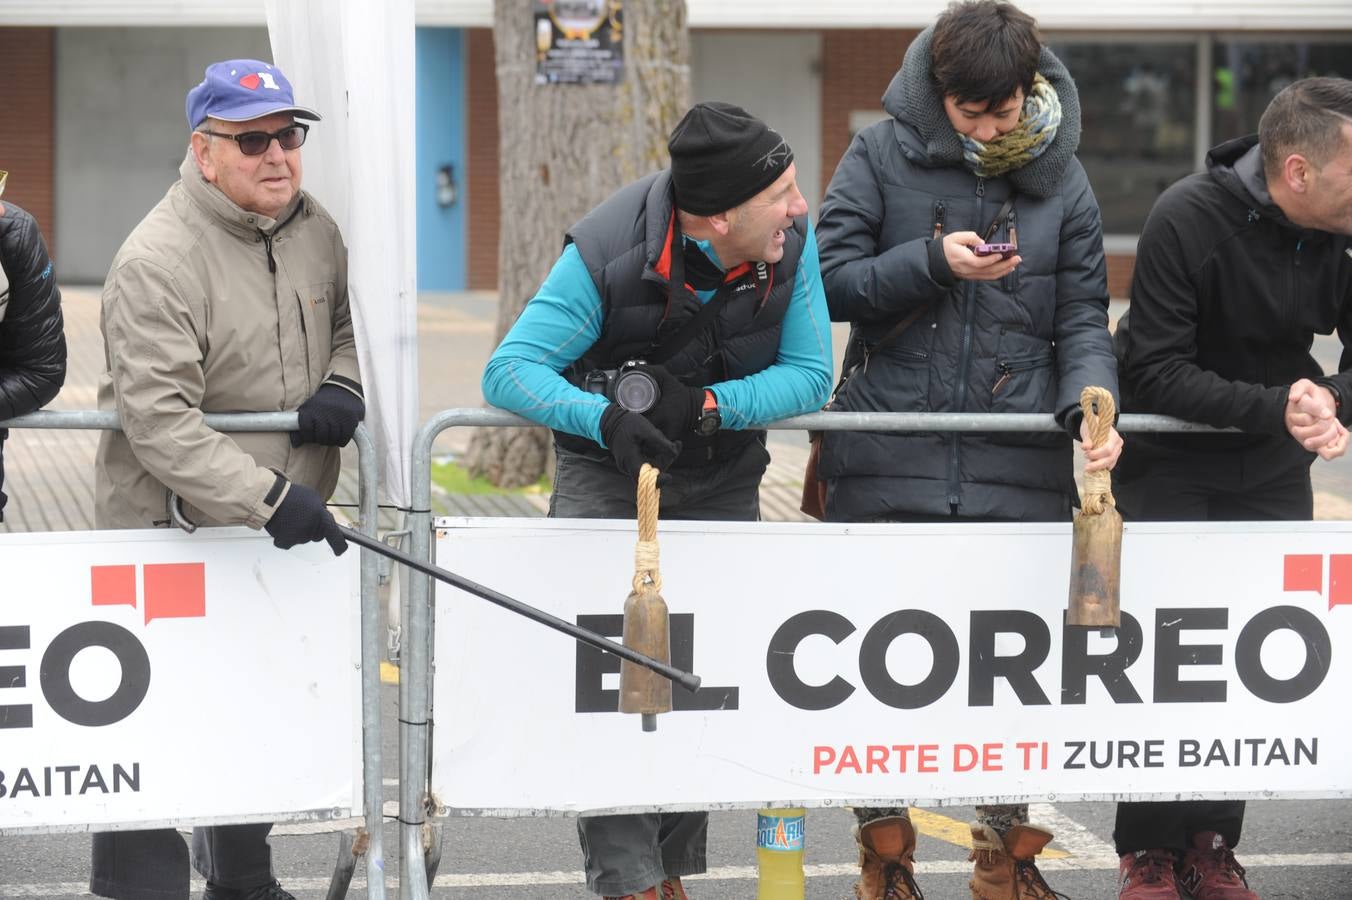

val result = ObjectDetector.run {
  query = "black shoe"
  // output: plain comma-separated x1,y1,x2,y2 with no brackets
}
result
202,880,295,900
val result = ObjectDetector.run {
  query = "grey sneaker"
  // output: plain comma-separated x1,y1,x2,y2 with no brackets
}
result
202,880,296,900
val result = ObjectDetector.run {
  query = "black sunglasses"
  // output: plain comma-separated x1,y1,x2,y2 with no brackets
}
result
198,122,309,157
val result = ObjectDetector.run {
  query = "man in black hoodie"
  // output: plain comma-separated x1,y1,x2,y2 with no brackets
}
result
1112,78,1352,900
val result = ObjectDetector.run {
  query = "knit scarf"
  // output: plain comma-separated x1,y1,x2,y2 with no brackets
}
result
959,74,1061,179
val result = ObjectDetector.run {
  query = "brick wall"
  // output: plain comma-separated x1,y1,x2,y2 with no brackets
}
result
1106,253,1135,301
820,29,916,201
0,28,56,256
466,27,500,291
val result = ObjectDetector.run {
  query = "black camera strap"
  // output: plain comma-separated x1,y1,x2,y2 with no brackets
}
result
648,228,770,366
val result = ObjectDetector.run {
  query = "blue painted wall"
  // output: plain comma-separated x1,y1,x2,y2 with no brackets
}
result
415,27,466,291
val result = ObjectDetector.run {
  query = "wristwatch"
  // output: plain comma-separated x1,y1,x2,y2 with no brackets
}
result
695,389,721,437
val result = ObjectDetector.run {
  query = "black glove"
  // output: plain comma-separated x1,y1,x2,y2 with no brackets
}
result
264,481,348,555
640,364,705,439
600,403,681,479
291,383,365,447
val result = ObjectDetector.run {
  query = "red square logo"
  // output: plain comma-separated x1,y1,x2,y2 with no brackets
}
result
1283,554,1323,594
143,563,206,624
1329,555,1352,610
91,565,137,607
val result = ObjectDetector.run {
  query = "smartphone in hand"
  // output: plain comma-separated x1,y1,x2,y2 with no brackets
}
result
973,242,1016,259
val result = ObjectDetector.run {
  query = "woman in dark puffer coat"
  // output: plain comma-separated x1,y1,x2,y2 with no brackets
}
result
815,2,1121,898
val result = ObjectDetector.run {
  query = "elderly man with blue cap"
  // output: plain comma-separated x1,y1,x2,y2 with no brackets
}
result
89,59,362,900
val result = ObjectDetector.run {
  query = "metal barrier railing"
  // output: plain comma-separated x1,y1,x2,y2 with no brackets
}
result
397,407,1219,898
0,410,386,900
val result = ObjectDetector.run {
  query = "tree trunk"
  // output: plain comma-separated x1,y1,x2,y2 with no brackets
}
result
463,0,691,488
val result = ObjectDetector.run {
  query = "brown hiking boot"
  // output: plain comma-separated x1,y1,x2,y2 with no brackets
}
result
969,822,1068,900
1178,832,1258,900
1118,849,1183,899
854,815,924,899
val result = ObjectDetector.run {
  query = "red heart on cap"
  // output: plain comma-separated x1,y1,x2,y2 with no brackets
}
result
239,73,262,90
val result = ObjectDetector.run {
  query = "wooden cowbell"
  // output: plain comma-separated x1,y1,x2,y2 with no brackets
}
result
1067,386,1122,628
619,464,673,731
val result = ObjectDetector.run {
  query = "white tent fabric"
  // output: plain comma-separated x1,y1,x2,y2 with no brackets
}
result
265,0,418,507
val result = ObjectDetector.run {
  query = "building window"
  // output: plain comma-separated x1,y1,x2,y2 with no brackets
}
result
1211,39,1352,142
1047,40,1197,236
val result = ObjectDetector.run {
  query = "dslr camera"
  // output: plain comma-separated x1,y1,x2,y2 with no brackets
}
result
582,360,660,414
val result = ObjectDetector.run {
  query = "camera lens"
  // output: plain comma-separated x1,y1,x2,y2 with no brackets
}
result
614,369,659,413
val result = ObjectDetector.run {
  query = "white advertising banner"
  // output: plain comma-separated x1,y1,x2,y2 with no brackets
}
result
431,518,1352,815
0,528,361,834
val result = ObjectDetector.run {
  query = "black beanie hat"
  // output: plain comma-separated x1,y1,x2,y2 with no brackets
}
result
667,101,794,216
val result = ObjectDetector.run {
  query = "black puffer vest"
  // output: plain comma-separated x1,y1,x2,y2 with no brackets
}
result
555,170,805,465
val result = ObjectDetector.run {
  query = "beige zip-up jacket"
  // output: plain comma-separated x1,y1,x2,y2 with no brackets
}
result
95,153,361,530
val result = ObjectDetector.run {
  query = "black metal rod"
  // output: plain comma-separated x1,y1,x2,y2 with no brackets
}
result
339,526,702,694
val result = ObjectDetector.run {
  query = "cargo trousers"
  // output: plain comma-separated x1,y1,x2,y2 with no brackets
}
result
549,439,768,896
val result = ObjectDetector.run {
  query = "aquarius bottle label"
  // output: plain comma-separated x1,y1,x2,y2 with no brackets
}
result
756,811,805,852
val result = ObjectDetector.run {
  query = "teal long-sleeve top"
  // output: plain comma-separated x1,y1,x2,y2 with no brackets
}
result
482,224,833,446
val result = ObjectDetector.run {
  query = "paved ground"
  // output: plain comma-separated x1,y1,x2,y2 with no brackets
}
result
2,288,1351,898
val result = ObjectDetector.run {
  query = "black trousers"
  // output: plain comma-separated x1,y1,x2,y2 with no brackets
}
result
548,439,768,522
91,824,273,900
1110,439,1313,855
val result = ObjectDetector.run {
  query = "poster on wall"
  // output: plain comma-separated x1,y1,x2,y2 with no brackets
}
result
533,0,625,85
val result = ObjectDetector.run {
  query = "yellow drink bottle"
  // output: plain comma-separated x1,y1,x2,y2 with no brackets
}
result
756,807,806,899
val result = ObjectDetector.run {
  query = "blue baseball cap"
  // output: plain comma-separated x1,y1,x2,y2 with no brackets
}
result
186,59,320,129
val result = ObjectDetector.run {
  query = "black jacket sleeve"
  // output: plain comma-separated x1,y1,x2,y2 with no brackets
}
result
0,202,67,420
816,128,955,326
1121,190,1288,435
1051,165,1118,436
1316,306,1352,426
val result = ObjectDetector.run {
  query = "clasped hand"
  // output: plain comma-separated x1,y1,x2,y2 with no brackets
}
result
1285,379,1348,460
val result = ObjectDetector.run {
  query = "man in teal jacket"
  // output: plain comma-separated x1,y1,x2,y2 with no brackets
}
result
483,101,832,899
